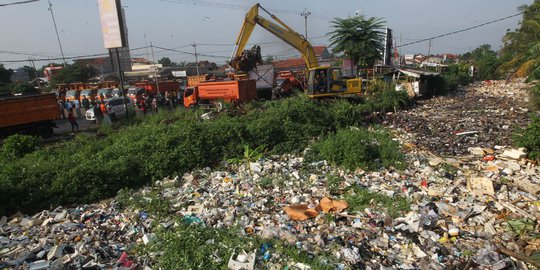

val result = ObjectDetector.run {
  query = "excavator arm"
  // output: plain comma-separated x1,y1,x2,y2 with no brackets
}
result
231,3,319,71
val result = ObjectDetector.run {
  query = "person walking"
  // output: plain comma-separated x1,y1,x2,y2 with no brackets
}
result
73,98,82,119
58,100,66,119
81,95,90,116
67,111,79,132
65,99,73,113
140,99,147,115
100,101,110,124
93,102,103,127
151,96,158,113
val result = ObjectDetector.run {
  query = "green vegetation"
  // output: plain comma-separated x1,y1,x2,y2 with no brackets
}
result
441,63,472,92
0,95,409,216
1,134,41,161
140,223,336,270
49,63,97,87
306,128,405,171
0,64,12,84
345,186,410,218
514,115,540,161
461,44,503,81
500,0,540,109
0,83,38,96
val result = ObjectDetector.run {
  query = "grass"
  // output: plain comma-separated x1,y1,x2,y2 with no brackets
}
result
345,186,410,218
0,94,410,216
138,222,337,270
305,128,405,171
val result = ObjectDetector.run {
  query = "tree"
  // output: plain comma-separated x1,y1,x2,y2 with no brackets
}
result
0,64,13,84
49,63,97,86
327,15,385,70
22,65,37,80
158,57,172,67
499,0,540,109
500,0,540,79
462,44,502,80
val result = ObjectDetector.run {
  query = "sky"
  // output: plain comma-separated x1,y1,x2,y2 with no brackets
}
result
0,0,533,69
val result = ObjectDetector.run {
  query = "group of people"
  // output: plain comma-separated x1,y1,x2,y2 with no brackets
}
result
137,91,180,115
58,95,117,132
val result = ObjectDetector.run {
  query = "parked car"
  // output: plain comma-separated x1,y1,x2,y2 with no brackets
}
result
111,88,125,97
86,97,131,121
96,88,112,101
80,89,97,102
127,87,145,105
65,90,80,102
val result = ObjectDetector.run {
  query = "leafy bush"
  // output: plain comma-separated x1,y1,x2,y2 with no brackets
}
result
0,96,408,216
141,222,336,269
514,115,540,160
1,134,40,160
305,128,405,171
345,186,410,218
442,63,472,92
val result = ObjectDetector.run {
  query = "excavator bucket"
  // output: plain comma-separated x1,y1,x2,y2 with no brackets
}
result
230,45,263,73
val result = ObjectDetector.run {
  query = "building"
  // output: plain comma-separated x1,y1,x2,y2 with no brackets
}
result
272,45,333,72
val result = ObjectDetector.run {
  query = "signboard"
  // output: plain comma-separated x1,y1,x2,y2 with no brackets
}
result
172,70,187,77
97,0,125,49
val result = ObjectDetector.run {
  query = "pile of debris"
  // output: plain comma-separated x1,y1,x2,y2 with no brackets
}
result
385,80,532,156
229,45,263,73
1,143,539,269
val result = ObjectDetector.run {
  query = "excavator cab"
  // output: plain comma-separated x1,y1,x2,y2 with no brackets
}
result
307,67,348,97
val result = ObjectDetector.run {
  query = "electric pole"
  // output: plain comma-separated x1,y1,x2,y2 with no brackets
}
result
47,0,66,66
150,42,160,94
192,43,199,75
301,9,311,39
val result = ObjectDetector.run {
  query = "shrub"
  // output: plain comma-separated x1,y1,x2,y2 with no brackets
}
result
345,186,410,218
142,223,336,269
1,134,40,160
305,128,405,171
514,115,540,160
0,96,407,216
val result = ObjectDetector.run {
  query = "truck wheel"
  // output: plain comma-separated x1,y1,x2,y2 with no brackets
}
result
35,125,53,138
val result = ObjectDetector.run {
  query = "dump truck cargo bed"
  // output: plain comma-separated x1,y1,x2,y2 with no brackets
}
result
197,80,257,102
0,93,59,137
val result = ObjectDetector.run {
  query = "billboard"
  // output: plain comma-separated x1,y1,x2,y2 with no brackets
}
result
97,0,125,48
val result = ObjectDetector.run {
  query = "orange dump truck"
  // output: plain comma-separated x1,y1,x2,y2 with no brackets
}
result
0,93,60,137
183,80,257,108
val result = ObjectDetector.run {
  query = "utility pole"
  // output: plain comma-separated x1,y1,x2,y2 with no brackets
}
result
150,42,160,94
144,33,150,61
427,39,432,58
192,43,199,75
301,9,311,39
47,0,66,66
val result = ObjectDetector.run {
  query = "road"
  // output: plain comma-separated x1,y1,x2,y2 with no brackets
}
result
54,116,97,135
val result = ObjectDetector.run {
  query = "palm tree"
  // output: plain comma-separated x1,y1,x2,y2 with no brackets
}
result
327,15,385,74
500,1,540,108
500,2,540,80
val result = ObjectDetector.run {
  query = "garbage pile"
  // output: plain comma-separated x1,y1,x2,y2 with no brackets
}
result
229,45,263,73
1,142,539,269
385,80,532,156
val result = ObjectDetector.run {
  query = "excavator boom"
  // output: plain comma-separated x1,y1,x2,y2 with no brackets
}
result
231,3,318,71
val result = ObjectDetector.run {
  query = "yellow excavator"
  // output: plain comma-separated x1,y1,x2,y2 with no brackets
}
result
230,3,362,98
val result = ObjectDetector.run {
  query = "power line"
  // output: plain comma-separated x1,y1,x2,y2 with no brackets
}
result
397,12,523,48
0,46,148,63
158,0,302,15
152,45,230,59
0,0,38,7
